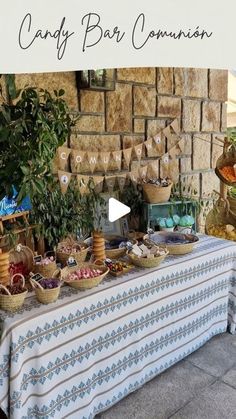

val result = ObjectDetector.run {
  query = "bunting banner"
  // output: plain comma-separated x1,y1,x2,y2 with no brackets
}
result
58,170,72,195
162,126,172,141
129,169,139,187
112,150,122,170
139,165,148,180
70,150,86,173
134,143,143,161
123,147,132,168
145,138,153,153
171,118,180,134
178,138,185,153
77,175,89,195
105,176,117,193
161,154,170,178
57,147,71,170
116,174,127,192
153,133,165,156
100,151,111,173
87,151,98,173
92,176,104,193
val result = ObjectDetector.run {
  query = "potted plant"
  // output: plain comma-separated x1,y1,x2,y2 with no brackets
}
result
0,86,75,202
120,184,144,230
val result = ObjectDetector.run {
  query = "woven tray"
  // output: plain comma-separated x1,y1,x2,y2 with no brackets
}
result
127,248,168,268
61,263,109,290
0,273,27,312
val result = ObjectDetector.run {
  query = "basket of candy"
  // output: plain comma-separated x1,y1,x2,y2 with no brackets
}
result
127,243,168,268
61,263,109,290
30,277,61,304
105,236,137,259
56,237,89,266
142,178,172,203
0,273,27,311
33,252,57,278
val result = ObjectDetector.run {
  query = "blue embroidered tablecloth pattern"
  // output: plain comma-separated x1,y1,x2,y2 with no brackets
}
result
0,235,236,419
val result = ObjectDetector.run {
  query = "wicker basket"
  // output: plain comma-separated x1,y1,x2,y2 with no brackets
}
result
0,274,27,312
127,247,168,268
105,237,137,259
30,278,61,304
0,249,10,285
9,244,34,273
215,145,236,187
56,240,89,266
205,199,235,235
33,251,57,278
143,233,199,255
142,182,172,204
61,263,109,290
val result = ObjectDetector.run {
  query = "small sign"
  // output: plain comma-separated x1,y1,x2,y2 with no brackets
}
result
34,255,42,263
31,273,44,282
67,257,77,268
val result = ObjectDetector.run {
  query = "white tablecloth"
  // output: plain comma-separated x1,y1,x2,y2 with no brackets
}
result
0,235,236,419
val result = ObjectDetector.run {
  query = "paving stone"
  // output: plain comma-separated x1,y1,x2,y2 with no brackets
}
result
222,364,236,389
100,394,148,419
171,381,236,419
101,360,214,419
186,333,236,377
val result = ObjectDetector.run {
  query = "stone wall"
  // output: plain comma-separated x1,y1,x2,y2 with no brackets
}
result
13,68,228,228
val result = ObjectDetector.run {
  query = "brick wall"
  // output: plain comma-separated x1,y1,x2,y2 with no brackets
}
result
14,68,228,228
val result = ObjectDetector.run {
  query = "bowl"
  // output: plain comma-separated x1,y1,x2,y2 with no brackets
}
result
143,232,199,255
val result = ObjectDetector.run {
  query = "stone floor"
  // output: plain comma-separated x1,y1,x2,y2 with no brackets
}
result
96,332,236,419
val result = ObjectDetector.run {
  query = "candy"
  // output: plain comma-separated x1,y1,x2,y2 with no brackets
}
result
67,268,103,281
35,256,55,266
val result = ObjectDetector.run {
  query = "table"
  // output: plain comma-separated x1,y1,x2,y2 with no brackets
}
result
1,235,236,419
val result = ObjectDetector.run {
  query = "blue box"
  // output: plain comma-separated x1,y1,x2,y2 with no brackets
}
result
0,187,31,217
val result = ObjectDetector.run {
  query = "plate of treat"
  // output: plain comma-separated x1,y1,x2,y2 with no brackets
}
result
104,259,134,277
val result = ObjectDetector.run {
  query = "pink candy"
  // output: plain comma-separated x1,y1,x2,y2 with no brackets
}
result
36,256,55,266
67,267,103,281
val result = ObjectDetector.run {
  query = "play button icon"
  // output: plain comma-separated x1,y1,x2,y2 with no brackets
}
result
108,198,131,222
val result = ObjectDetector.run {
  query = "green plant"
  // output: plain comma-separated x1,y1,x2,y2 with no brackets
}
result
120,184,143,218
30,178,106,248
0,86,76,202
